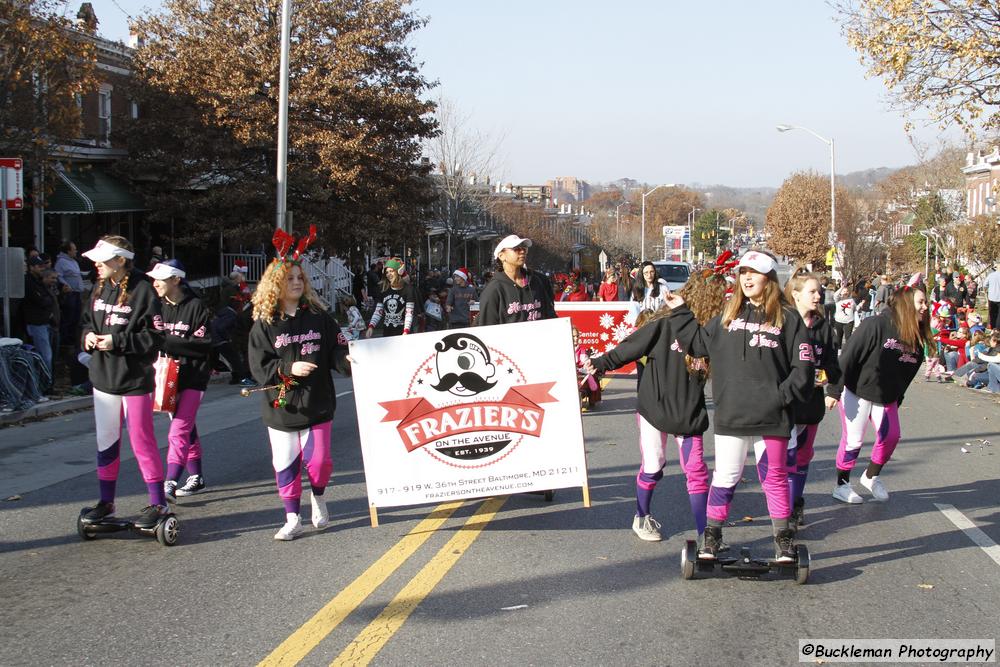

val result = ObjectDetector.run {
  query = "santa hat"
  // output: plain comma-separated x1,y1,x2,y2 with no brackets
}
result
453,268,469,282
233,259,248,274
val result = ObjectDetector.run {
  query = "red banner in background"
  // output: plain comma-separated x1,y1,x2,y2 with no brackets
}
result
554,302,636,376
469,301,637,375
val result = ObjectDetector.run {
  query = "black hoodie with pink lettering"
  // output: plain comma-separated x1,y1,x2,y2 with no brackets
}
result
668,301,814,437
827,310,923,405
80,270,163,395
160,289,214,391
249,306,351,431
476,269,556,326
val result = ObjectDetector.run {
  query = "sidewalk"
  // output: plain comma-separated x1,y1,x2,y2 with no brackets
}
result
0,394,93,427
0,373,242,428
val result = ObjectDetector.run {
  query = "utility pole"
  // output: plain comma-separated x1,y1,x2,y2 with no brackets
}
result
275,0,293,232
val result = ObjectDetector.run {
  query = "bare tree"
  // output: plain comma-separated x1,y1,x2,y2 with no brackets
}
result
426,98,506,269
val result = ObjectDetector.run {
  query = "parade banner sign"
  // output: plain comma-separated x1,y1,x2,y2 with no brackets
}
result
350,318,588,512
554,302,637,375
470,301,638,375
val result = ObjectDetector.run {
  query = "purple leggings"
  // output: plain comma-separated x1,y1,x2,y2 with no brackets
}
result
787,423,818,504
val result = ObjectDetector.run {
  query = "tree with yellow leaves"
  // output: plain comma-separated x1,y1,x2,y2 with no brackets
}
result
836,0,1000,133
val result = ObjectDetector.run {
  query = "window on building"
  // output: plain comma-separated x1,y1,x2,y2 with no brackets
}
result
130,100,139,120
98,86,112,145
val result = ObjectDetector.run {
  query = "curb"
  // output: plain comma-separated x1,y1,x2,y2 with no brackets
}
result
0,373,243,428
0,395,94,427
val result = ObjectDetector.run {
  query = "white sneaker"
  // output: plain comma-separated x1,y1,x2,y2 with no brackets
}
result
164,480,178,504
274,513,304,541
832,483,864,504
632,514,662,542
310,492,330,529
859,472,889,501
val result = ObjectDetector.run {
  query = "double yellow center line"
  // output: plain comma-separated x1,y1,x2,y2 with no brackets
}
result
258,497,507,666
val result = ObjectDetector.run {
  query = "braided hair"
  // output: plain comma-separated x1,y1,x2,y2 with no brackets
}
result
91,235,134,307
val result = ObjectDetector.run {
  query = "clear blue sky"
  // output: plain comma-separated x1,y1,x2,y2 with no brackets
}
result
76,0,957,188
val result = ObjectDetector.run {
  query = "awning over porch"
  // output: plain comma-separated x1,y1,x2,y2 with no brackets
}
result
45,167,146,215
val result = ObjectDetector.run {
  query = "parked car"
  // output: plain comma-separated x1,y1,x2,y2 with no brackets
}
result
651,261,692,291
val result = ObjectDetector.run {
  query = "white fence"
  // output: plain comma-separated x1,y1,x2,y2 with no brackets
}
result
219,252,354,307
221,253,269,283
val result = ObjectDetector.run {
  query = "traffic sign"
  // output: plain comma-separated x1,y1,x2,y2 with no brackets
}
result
1,158,24,210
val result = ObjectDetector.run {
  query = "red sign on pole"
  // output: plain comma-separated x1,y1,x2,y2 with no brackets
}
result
1,158,24,210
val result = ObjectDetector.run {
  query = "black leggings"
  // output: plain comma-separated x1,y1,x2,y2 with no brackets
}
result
832,321,854,349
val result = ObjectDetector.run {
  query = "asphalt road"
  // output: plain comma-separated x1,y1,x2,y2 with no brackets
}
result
1,371,998,666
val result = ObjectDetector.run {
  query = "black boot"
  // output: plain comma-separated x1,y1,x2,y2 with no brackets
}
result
774,528,796,563
700,525,723,560
791,497,806,529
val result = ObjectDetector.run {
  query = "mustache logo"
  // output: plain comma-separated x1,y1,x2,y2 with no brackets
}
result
431,371,497,394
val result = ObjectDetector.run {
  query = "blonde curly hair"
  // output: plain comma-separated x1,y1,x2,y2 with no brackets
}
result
645,270,728,377
251,260,326,324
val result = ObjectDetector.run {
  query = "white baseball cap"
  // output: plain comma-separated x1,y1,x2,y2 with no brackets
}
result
737,250,777,275
82,239,135,263
493,234,532,259
147,262,186,280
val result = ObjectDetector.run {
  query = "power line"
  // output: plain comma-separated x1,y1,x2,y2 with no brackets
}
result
108,0,134,23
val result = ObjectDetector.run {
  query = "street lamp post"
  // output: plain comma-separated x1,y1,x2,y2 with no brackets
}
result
776,124,836,265
615,201,629,239
640,184,675,262
275,0,293,232
687,206,700,264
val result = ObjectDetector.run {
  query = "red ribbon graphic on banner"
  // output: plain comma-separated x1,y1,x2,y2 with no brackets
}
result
379,383,557,452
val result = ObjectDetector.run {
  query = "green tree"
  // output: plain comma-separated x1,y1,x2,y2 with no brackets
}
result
120,0,438,252
693,209,731,258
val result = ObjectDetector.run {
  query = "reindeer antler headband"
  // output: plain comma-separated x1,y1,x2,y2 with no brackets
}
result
271,225,317,266
700,249,738,283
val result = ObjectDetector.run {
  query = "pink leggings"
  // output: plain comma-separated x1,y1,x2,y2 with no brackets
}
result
167,389,204,469
636,414,710,493
836,387,901,471
94,389,163,484
267,421,333,501
708,434,790,521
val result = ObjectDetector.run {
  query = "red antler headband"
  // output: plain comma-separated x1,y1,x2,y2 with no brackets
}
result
271,225,318,265
713,249,738,275
703,250,738,282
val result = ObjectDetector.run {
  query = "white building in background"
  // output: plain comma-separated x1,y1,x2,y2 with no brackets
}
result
963,147,1000,218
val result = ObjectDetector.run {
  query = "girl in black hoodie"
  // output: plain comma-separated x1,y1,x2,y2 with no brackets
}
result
664,251,813,562
828,283,930,504
148,260,214,501
79,236,166,529
476,235,556,326
586,270,727,544
249,241,350,541
784,270,842,527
